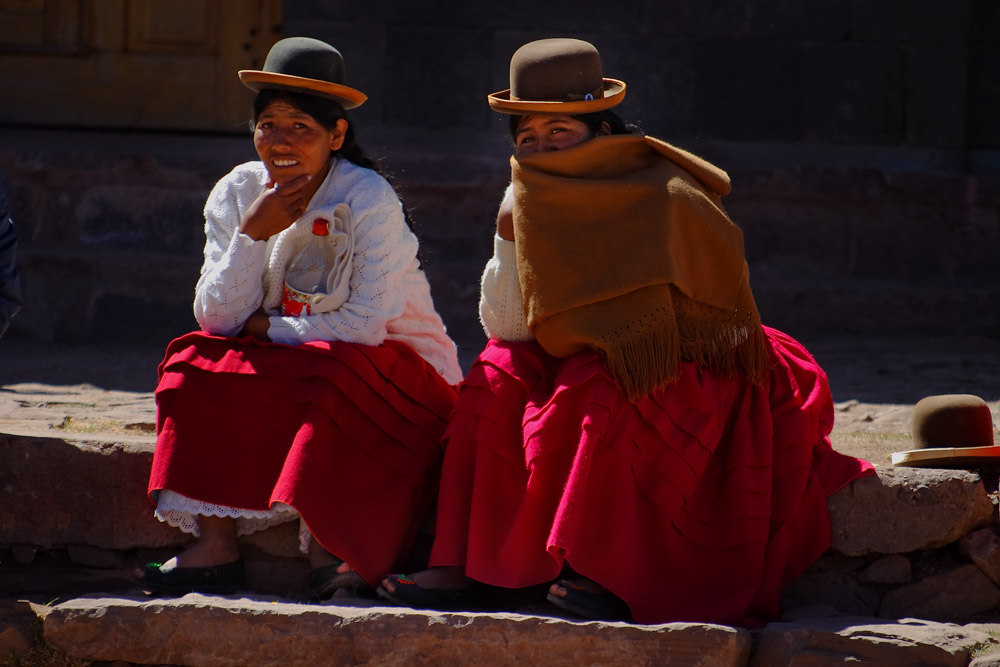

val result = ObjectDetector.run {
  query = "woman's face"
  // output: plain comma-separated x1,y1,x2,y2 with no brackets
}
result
514,114,606,156
253,99,347,187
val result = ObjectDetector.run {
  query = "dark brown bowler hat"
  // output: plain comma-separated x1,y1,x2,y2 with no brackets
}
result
891,394,998,468
487,38,626,115
238,37,367,109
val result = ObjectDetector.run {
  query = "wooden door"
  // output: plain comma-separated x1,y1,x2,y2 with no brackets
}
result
0,0,283,133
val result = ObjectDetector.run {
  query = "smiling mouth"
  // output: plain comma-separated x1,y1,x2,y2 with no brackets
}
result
272,158,299,167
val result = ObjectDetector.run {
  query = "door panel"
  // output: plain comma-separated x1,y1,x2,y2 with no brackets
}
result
0,0,282,132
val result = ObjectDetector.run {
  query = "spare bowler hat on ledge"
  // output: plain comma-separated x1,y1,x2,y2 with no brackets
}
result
238,37,367,109
891,394,999,468
487,38,626,115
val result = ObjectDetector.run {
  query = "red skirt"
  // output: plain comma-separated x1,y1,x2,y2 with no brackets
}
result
148,331,458,586
430,326,873,627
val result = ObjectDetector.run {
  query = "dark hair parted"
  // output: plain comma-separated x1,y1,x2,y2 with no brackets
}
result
251,90,416,232
252,89,378,172
507,109,641,141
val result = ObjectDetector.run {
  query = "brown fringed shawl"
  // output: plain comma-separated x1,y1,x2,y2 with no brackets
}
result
511,134,768,400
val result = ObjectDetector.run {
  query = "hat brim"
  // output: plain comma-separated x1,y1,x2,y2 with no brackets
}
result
487,78,626,115
238,70,367,109
891,445,1000,468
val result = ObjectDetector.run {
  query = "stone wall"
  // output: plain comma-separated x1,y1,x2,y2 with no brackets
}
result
283,0,998,150
7,435,1000,665
5,433,1000,627
1,0,998,357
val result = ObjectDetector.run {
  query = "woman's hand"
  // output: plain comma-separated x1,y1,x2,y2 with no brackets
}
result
239,174,312,242
240,307,271,341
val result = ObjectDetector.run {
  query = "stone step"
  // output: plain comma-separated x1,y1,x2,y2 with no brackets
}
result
15,594,1000,667
4,346,1000,664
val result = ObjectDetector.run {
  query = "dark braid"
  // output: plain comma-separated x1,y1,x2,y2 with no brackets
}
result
252,90,417,232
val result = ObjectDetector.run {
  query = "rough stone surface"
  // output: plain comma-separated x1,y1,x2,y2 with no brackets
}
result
37,596,752,667
782,553,883,618
879,564,1000,621
973,651,1000,667
962,528,1000,588
66,544,127,570
750,615,992,667
0,599,34,659
828,467,996,556
860,554,913,585
0,432,180,550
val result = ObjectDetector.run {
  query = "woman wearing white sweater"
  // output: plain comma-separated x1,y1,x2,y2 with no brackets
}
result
136,37,462,599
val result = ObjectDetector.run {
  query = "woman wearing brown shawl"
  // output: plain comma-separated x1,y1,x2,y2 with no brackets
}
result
378,38,873,626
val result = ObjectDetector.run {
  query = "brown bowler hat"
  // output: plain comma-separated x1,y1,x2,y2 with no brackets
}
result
487,38,626,115
891,394,998,468
239,37,367,109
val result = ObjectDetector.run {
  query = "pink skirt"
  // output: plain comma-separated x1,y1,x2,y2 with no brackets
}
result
430,326,873,626
148,331,458,586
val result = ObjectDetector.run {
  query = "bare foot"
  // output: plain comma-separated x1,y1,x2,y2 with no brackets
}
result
134,516,239,578
306,534,356,576
381,566,471,594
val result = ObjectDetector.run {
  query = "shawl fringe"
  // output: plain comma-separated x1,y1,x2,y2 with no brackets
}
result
600,286,769,401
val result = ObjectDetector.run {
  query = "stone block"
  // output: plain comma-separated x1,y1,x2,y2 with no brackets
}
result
972,0,1000,46
879,564,1000,621
383,26,493,131
643,0,854,39
0,599,35,660
0,433,177,550
590,35,698,140
861,554,912,585
692,40,802,142
972,651,1000,667
967,47,1000,148
960,529,1000,588
905,47,968,147
751,615,990,666
289,0,647,31
851,0,970,44
39,597,753,667
67,544,127,570
782,553,882,617
827,467,995,557
801,43,905,144
77,184,205,254
14,249,200,345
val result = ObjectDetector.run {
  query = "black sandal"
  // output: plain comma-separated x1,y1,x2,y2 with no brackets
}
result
546,579,631,621
309,560,371,600
138,560,246,595
376,573,477,609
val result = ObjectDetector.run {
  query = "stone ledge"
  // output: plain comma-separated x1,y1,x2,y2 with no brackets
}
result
26,595,1000,667
34,595,752,667
4,432,1000,613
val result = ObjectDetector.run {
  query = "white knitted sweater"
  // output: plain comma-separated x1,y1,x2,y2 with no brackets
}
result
478,187,534,342
193,158,463,385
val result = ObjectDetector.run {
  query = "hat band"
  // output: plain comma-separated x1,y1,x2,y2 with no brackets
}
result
512,85,604,104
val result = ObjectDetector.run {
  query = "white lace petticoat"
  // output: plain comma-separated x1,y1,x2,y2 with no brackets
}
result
153,490,312,553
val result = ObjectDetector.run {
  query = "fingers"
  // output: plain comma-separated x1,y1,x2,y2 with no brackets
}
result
271,173,311,194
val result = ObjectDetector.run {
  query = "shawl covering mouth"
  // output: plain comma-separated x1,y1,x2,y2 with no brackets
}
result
511,134,768,400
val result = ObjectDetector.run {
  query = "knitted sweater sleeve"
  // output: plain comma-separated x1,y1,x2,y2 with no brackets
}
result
193,167,270,336
479,232,533,342
265,176,411,346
